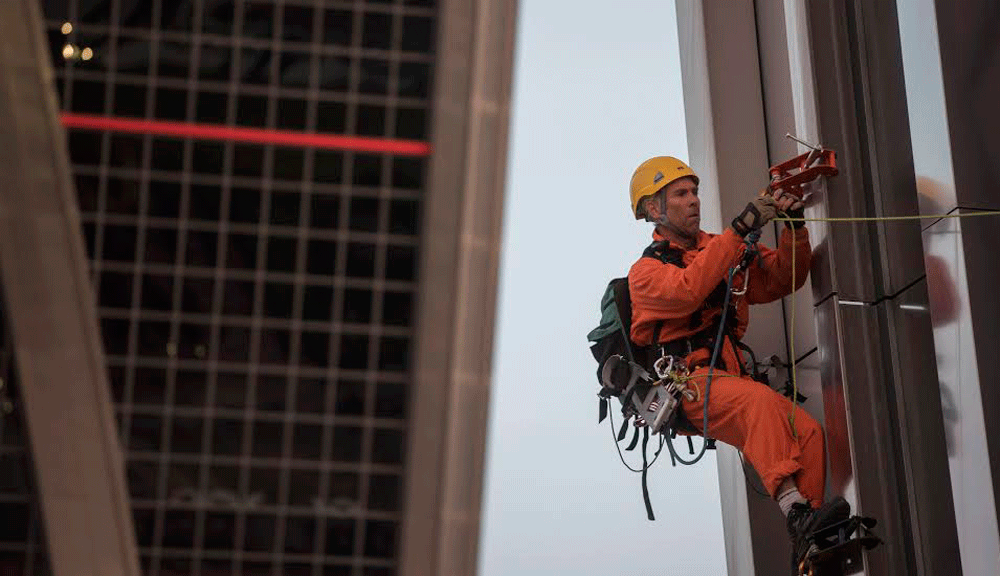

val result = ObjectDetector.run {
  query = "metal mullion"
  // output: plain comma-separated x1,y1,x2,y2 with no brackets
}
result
345,2,373,572
96,262,419,290
354,0,405,570
296,3,333,573
142,3,177,576
223,1,254,574
120,0,157,467
22,475,38,576
75,168,424,202
97,308,413,337
114,356,410,382
181,3,220,575
124,404,408,430
90,0,123,309
264,4,297,574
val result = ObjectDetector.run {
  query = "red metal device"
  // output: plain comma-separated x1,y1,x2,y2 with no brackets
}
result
767,135,838,198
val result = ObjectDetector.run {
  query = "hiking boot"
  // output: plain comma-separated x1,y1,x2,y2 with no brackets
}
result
787,496,851,575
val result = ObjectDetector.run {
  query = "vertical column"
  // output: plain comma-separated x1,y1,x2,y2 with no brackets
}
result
398,0,518,575
0,2,140,576
900,0,1000,572
804,0,962,574
931,0,1000,541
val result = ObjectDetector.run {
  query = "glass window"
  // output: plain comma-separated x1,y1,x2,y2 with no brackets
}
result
355,105,386,137
236,94,268,127
155,87,188,121
148,181,182,217
157,42,190,79
310,193,341,227
266,237,297,273
202,0,234,35
345,242,376,278
398,61,431,98
349,196,380,232
144,227,179,264
151,138,185,171
374,381,407,418
353,154,383,187
198,44,233,81
306,240,337,275
302,286,333,321
283,5,314,43
114,83,147,117
276,98,308,130
279,52,311,88
319,56,351,92
402,16,435,53
323,9,353,46
270,191,301,225
359,59,389,94
71,80,106,114
317,101,347,133
381,291,413,326
240,49,273,85
263,282,294,318
362,12,393,49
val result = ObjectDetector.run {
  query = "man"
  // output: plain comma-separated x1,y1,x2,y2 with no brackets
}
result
626,156,848,572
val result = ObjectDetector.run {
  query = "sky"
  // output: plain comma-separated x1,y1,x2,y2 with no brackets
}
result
477,1,728,575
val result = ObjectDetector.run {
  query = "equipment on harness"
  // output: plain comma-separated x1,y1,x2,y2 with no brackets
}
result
600,354,695,435
587,231,763,519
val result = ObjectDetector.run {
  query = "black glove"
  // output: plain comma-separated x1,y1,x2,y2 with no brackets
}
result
783,204,805,229
731,196,777,237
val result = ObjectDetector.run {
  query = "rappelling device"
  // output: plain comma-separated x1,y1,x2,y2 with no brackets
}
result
767,134,838,199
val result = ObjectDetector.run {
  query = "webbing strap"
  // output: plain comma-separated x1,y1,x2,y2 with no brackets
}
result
625,426,640,451
641,428,654,520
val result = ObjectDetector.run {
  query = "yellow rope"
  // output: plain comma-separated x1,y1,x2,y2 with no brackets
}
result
775,208,1000,437
774,209,1000,224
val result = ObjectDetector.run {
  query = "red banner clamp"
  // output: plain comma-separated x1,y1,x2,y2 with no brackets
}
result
767,134,838,198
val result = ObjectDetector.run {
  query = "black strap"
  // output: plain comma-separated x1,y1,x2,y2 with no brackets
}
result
617,418,630,441
598,397,609,423
642,428,654,520
625,426,640,451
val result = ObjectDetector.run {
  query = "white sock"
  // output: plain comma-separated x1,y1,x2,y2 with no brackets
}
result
778,486,807,517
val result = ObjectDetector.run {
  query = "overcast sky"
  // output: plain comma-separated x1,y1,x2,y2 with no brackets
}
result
477,1,728,574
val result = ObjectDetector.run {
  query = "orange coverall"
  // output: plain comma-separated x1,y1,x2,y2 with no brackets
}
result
628,226,824,507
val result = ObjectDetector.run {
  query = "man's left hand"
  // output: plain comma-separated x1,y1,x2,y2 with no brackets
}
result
774,190,806,229
774,190,804,214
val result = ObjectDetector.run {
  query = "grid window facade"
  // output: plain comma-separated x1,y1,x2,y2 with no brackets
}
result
42,1,436,574
0,297,52,576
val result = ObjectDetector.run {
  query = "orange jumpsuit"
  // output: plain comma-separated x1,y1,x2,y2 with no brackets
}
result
629,226,824,507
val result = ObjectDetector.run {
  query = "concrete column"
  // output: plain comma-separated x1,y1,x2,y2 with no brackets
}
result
0,2,140,576
398,1,518,575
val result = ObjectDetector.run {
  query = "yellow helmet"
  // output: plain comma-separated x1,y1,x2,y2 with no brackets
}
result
629,156,699,219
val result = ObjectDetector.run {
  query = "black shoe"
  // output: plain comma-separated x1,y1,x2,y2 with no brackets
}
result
787,497,851,575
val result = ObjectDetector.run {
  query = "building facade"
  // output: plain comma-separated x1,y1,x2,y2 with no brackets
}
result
676,0,1000,574
0,1,516,575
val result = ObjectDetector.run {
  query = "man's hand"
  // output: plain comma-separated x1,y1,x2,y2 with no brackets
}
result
774,189,806,229
731,195,778,237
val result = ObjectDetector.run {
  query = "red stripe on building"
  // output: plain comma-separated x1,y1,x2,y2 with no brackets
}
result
60,113,432,157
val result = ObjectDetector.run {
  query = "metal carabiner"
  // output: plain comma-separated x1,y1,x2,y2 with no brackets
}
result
732,268,751,296
653,354,675,380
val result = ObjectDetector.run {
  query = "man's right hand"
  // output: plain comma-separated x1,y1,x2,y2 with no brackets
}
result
731,195,778,237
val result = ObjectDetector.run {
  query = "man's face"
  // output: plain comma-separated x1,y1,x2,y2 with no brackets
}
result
648,176,700,238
